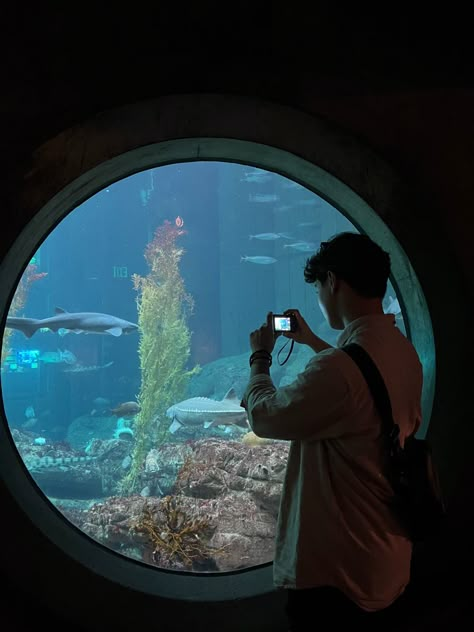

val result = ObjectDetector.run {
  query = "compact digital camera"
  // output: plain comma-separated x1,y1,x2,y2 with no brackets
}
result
273,313,298,333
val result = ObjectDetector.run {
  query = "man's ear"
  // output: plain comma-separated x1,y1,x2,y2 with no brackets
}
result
327,270,339,293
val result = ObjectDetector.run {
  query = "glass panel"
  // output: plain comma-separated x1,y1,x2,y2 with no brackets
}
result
0,162,406,573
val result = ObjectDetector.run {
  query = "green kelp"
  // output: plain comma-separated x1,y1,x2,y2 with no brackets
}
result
121,220,199,494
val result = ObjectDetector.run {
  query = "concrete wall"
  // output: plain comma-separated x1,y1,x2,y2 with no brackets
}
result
1,7,473,631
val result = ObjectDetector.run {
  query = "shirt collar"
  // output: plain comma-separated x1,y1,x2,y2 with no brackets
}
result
336,313,396,347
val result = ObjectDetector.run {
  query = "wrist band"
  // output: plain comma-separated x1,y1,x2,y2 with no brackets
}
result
249,350,272,367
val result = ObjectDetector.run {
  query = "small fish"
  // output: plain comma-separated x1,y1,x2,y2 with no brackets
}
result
240,170,272,183
93,396,111,407
249,232,294,241
384,296,401,315
243,176,271,184
110,401,141,418
63,361,114,373
25,405,36,419
140,189,149,207
240,256,277,265
22,405,38,429
249,233,282,241
248,193,280,203
283,242,316,252
39,349,77,365
90,397,111,417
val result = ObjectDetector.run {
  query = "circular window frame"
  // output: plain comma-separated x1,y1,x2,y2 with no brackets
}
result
0,95,435,603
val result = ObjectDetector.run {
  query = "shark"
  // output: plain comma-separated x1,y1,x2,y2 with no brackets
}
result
63,360,114,373
166,387,249,434
6,307,139,338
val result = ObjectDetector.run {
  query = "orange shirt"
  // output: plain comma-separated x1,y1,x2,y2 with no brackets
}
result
242,314,423,611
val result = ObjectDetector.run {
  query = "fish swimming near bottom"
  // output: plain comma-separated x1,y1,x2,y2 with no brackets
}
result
28,455,98,470
63,361,114,373
110,401,141,417
90,396,111,416
6,307,139,338
39,349,77,365
384,295,401,315
166,387,249,434
22,405,38,429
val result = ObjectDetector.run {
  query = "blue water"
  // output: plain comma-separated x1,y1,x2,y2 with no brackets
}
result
0,161,405,572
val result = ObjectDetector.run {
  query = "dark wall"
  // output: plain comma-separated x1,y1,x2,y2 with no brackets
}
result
1,6,473,630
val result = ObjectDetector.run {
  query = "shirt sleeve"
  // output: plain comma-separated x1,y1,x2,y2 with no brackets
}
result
241,351,354,441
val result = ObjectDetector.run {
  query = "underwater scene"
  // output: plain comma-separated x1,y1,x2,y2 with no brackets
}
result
1,162,405,573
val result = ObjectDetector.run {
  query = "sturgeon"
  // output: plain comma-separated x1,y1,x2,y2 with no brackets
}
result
166,387,249,434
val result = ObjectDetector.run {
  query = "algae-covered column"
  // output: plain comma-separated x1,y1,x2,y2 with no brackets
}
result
121,219,199,494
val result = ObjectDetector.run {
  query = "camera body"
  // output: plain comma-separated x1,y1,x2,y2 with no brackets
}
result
273,313,298,333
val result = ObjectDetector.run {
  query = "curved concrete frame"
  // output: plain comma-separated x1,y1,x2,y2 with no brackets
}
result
0,95,434,606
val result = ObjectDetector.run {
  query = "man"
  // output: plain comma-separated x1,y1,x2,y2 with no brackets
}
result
241,232,423,629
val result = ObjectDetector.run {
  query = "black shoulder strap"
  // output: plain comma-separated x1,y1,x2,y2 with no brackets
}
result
341,343,399,440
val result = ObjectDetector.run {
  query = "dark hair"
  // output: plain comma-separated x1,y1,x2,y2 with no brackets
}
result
304,232,391,298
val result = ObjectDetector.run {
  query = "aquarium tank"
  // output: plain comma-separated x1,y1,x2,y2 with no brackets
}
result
0,162,406,573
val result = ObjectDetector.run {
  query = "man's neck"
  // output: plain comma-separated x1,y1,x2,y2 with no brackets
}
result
341,300,384,328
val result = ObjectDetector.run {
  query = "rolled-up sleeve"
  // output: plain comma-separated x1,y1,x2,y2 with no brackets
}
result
241,353,353,441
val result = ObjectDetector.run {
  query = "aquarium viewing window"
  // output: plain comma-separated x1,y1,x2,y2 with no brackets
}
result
0,135,435,602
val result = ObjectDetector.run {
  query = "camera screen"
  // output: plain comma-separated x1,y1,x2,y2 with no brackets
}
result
274,316,292,331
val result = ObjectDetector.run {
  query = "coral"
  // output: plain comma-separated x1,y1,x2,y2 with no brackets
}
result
120,220,200,494
131,496,222,569
1,263,48,364
174,454,210,494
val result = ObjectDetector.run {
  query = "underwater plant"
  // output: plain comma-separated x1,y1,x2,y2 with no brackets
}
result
121,220,199,494
1,263,48,365
132,497,218,569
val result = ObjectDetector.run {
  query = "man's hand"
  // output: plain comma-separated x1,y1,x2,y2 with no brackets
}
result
282,308,333,352
249,311,277,354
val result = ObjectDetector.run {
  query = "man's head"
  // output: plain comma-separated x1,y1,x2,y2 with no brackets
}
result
304,232,391,329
